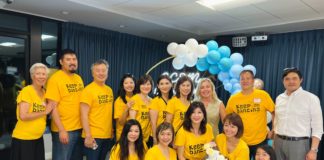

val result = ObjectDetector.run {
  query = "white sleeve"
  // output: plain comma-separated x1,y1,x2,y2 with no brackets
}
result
310,95,323,140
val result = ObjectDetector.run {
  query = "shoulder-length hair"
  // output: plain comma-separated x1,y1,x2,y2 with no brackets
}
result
135,74,153,94
194,78,221,103
115,119,145,160
223,113,244,138
155,74,173,99
156,122,175,145
174,75,193,100
182,101,207,134
117,73,136,104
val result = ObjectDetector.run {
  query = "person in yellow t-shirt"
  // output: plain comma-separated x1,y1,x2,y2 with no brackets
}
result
175,101,214,160
166,76,193,133
130,75,153,147
80,60,114,160
149,75,173,144
114,73,136,141
11,63,53,160
226,70,275,159
110,119,147,160
215,113,249,160
45,49,84,160
145,122,177,160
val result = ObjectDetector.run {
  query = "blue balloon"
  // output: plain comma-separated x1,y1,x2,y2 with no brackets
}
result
196,58,210,71
208,64,220,75
232,82,241,91
230,53,244,65
231,89,241,95
229,64,244,78
218,46,231,58
230,78,239,84
217,71,230,82
243,65,256,76
219,58,233,71
206,40,218,51
206,50,221,65
224,82,232,91
223,79,230,85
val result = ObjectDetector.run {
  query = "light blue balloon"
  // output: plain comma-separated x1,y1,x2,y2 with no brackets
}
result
219,58,233,71
208,64,220,75
230,53,244,65
243,65,257,76
206,50,221,65
206,40,219,51
218,46,231,58
196,58,210,71
223,79,230,85
231,89,241,95
217,71,230,82
232,83,241,91
229,64,244,78
224,82,232,91
230,78,239,84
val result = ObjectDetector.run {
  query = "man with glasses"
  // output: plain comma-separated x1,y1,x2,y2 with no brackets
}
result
274,68,323,160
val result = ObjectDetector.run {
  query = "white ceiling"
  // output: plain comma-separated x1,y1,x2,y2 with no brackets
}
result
2,0,324,42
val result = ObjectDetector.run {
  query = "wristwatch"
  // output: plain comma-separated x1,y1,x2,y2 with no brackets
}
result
311,148,318,153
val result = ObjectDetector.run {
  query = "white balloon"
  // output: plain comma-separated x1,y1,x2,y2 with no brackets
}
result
46,56,53,65
176,44,189,57
195,44,208,58
172,57,185,70
184,52,198,67
185,38,199,51
167,42,178,56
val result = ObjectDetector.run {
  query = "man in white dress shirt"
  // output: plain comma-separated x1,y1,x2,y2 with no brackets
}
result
274,68,323,160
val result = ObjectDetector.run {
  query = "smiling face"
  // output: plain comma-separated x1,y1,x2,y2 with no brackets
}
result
199,80,213,99
240,71,254,91
158,78,172,95
32,67,47,87
140,81,152,95
127,125,140,143
60,54,78,73
179,80,192,97
283,72,302,94
123,77,135,94
92,64,108,84
255,148,271,160
190,107,204,125
157,128,173,147
223,120,239,138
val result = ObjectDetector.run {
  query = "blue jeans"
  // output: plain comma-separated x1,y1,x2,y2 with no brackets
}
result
83,138,114,160
51,129,83,160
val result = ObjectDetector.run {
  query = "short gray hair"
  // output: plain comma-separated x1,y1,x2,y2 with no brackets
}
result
29,63,49,77
91,59,109,71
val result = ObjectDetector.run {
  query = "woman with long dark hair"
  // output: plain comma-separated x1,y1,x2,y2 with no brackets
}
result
129,75,153,147
114,73,136,141
166,76,193,133
110,119,147,160
175,101,214,160
149,75,173,144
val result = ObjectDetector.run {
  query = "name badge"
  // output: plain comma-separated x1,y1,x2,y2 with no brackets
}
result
254,98,261,103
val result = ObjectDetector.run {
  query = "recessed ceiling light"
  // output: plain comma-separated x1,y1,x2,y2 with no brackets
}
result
61,11,70,15
196,0,235,10
0,42,17,47
42,34,55,40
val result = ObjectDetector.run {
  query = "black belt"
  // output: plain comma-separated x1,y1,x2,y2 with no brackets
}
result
277,134,309,141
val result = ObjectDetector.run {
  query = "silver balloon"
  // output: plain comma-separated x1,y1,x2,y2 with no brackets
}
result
254,78,264,89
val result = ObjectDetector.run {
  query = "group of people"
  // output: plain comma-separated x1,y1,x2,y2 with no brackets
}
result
9,49,323,160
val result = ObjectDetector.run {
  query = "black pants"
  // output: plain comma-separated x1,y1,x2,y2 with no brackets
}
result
10,137,45,160
248,138,268,160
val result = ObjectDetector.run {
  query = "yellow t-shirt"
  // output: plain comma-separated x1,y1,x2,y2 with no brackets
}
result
45,70,84,132
12,85,46,140
215,134,249,160
114,96,131,141
175,124,214,160
165,97,189,133
149,97,168,127
110,143,148,160
80,82,114,138
131,94,152,142
145,145,177,160
226,89,275,145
